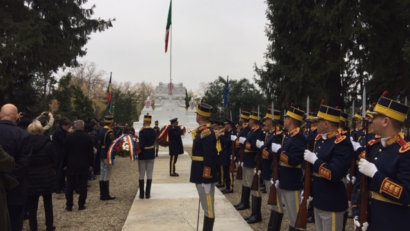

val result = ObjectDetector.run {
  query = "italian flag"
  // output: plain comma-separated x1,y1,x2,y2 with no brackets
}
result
165,0,172,53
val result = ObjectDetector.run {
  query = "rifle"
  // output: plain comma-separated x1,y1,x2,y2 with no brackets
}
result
295,96,313,230
236,143,244,180
347,102,357,201
268,102,279,205
251,140,262,191
356,88,371,231
230,138,237,173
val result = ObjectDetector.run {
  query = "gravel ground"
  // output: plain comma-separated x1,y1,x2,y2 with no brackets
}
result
23,157,139,231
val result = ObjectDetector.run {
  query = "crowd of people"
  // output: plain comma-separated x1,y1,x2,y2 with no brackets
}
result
0,103,136,231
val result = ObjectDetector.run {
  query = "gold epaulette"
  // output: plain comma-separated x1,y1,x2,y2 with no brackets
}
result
290,127,300,137
201,127,211,139
335,134,346,144
368,139,380,147
398,137,410,154
276,130,282,135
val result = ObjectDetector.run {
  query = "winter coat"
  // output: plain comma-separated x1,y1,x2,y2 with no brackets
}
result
28,135,56,196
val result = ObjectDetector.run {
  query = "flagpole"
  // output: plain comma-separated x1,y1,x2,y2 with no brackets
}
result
170,0,172,84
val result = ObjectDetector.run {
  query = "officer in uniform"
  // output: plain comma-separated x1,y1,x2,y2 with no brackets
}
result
241,111,264,223
355,93,410,231
218,119,235,194
232,110,251,210
190,103,218,231
270,104,306,231
98,115,116,201
257,107,284,230
153,120,160,157
138,114,156,199
303,103,353,231
168,118,184,176
215,121,225,188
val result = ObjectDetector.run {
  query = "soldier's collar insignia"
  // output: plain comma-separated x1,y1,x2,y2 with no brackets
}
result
252,125,260,131
315,133,323,141
289,127,300,137
311,126,317,132
385,133,403,147
327,130,339,140
368,139,381,147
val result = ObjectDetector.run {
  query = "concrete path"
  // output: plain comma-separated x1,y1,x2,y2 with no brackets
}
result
122,147,253,231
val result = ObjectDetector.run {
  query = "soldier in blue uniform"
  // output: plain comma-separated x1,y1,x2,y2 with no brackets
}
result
153,120,160,157
232,110,252,210
303,103,353,231
257,107,285,230
240,111,264,223
218,119,235,194
271,104,306,231
352,110,366,142
168,118,184,177
138,114,156,199
98,115,116,200
190,103,218,231
355,93,410,231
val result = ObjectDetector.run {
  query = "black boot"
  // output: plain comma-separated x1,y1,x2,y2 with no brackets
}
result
234,185,245,208
155,149,158,157
203,216,215,231
236,187,251,211
145,179,152,199
101,181,116,200
99,181,104,200
267,210,283,231
139,180,144,199
307,203,315,223
244,195,255,220
342,211,348,231
247,196,262,224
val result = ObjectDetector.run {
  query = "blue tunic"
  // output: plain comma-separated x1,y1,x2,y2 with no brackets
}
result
190,124,218,184
138,127,156,160
243,126,264,168
219,129,233,166
276,127,306,191
99,127,113,160
311,131,353,212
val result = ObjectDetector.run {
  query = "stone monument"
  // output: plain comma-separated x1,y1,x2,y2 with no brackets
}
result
133,82,198,147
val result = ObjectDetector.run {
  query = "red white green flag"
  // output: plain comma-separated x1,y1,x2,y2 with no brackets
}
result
165,0,172,53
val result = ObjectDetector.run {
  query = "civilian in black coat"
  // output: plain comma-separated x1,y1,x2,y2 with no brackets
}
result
168,118,184,176
62,120,94,211
0,104,32,231
52,118,72,192
27,121,56,231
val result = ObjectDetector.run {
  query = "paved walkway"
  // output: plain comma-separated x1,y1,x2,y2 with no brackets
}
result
121,147,253,231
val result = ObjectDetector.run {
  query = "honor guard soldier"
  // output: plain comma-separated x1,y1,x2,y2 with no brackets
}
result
98,115,116,200
303,102,354,231
232,110,251,210
355,92,410,231
153,120,160,157
339,111,350,136
352,109,366,142
168,118,184,176
190,103,218,231
257,107,285,230
241,110,264,223
218,119,235,194
138,114,156,199
271,104,306,230
215,121,225,189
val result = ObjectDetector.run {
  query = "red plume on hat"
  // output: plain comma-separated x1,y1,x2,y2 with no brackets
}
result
268,105,272,110
382,91,389,97
291,102,295,107
321,99,325,105
372,102,376,106
201,99,205,104
336,106,340,109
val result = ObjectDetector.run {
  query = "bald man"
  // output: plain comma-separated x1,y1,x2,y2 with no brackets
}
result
0,104,32,231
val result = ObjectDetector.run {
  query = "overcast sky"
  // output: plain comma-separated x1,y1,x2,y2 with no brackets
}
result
77,0,269,93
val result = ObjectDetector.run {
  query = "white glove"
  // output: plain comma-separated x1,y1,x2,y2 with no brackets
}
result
271,143,282,153
358,159,378,178
350,136,354,142
93,147,97,154
304,149,318,164
275,180,279,189
257,170,261,176
231,135,237,141
351,140,361,151
240,162,244,167
301,190,313,207
239,137,246,144
256,140,264,148
270,178,274,185
346,174,356,184
202,183,211,194
354,216,368,231
180,126,185,130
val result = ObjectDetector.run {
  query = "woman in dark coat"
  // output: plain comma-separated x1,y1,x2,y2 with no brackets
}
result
27,121,56,231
